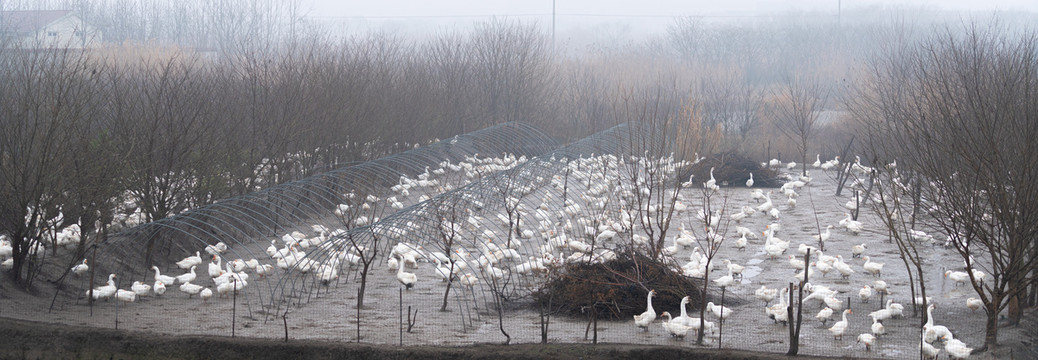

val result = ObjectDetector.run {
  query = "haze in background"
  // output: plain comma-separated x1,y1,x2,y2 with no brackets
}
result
304,0,1038,35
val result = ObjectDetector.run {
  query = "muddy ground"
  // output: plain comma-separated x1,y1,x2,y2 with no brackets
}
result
1,166,1035,359
0,316,863,360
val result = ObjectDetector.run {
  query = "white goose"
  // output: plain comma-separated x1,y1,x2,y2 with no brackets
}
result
673,296,695,326
756,191,774,213
966,297,983,312
859,285,873,303
706,301,731,320
813,225,832,243
746,172,754,187
828,309,852,340
208,255,224,278
755,285,778,305
153,281,166,295
396,255,417,290
816,307,834,325
115,289,136,303
175,266,197,284
863,256,884,277
723,259,744,279
179,281,204,297
871,317,886,337
921,341,941,360
71,259,89,276
200,287,213,302
704,167,718,191
85,274,118,300
177,251,203,269
633,289,657,330
734,233,748,250
923,304,952,344
944,270,970,286
660,312,691,338
151,266,175,286
713,269,736,289
130,281,151,297
945,338,973,359
856,333,876,351
851,243,867,258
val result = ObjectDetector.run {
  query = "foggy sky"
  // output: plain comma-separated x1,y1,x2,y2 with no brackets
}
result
306,0,1037,17
302,0,1038,38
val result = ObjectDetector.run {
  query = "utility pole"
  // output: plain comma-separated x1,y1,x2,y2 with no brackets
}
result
552,0,556,50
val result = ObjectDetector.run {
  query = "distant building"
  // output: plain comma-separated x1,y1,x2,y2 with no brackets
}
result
0,10,102,49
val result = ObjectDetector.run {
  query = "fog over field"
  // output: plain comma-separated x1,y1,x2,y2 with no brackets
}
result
1,1,1036,360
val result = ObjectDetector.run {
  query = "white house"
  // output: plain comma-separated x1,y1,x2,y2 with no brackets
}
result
0,10,102,49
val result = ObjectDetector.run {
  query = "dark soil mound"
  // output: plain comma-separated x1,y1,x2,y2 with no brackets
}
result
680,152,782,188
534,251,727,321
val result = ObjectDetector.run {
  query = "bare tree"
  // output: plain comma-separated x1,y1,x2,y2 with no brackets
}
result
773,74,829,177
0,45,103,287
851,23,1038,351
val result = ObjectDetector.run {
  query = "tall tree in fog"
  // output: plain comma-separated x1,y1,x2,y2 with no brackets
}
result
849,23,1038,351
774,74,827,177
0,46,105,287
471,21,556,128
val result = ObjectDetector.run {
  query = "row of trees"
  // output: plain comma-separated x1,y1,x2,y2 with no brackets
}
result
850,23,1038,352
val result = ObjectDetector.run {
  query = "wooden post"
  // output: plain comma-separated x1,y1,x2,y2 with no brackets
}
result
719,286,725,349
399,286,403,346
232,278,237,338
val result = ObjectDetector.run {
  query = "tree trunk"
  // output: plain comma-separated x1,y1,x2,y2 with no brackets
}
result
983,304,1000,351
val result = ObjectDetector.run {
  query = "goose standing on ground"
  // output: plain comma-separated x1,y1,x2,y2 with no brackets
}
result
86,274,118,300
746,173,754,187
704,167,718,191
396,255,417,290
200,287,213,302
828,309,852,340
859,285,873,303
921,340,940,360
706,301,731,320
944,270,970,286
131,281,151,297
813,225,832,244
673,296,694,326
71,259,89,276
115,289,136,303
177,251,203,269
923,304,952,344
813,154,822,168
816,307,834,326
179,281,204,297
945,338,973,359
660,312,691,338
966,297,983,312
208,255,224,278
713,269,736,289
153,281,166,295
175,266,197,284
857,333,876,351
851,243,867,258
863,256,884,277
723,259,744,279
633,290,657,330
755,285,778,305
871,317,886,337
151,266,175,286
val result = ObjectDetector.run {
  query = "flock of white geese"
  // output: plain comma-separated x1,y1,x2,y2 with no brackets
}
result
0,151,983,359
626,155,979,359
